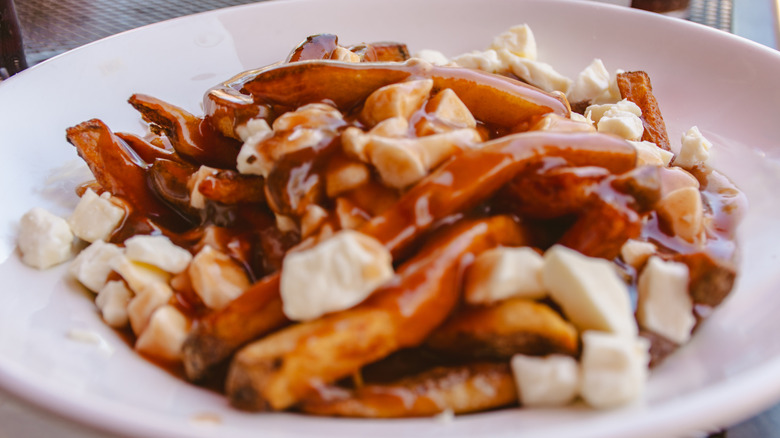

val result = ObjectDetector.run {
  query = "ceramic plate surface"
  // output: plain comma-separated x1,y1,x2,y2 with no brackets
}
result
2,0,780,437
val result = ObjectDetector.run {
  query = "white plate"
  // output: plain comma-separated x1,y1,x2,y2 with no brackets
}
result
2,0,780,437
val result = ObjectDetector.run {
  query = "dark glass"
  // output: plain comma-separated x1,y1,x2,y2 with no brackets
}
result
631,0,691,14
0,0,27,77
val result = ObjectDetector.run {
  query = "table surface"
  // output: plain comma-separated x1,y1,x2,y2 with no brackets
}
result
2,0,778,437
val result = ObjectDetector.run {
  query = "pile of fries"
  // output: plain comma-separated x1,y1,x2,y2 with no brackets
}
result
18,25,744,417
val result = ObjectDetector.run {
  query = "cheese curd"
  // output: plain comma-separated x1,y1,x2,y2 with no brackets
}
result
489,24,537,60
127,281,174,335
110,255,171,294
511,354,579,407
630,140,674,166
188,165,219,209
18,207,74,269
343,126,481,188
68,189,125,242
567,59,611,104
637,257,695,344
676,126,712,168
95,280,133,328
188,245,251,310
464,246,546,304
587,99,644,141
542,245,637,337
280,230,394,321
135,305,189,362
361,79,433,126
124,235,193,274
579,331,649,409
69,240,124,292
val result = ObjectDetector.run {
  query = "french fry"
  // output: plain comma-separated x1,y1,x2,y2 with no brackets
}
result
426,297,579,359
226,215,529,411
197,170,266,205
66,119,187,238
182,131,637,379
671,251,737,307
499,165,611,219
183,274,289,380
240,60,570,130
617,71,671,151
129,93,241,169
557,195,642,260
299,362,517,417
361,131,637,256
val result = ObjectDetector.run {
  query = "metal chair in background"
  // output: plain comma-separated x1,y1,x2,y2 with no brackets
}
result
0,0,27,79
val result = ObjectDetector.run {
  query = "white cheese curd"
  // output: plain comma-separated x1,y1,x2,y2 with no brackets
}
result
330,46,361,62
489,24,537,60
134,305,189,362
452,49,504,74
637,256,695,344
510,354,579,407
567,59,611,104
587,99,644,141
412,49,450,66
619,239,657,269
110,255,171,294
235,117,272,143
579,331,650,409
124,234,193,274
542,245,637,337
629,140,674,166
497,49,572,94
280,229,394,321
95,280,133,328
655,186,704,243
236,120,273,175
127,281,174,335
188,165,219,209
361,79,434,126
675,126,712,169
17,207,74,269
188,245,251,310
67,189,125,243
464,246,546,304
69,240,124,292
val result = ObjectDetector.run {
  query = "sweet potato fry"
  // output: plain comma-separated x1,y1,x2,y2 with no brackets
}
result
299,362,517,417
617,71,671,151
129,93,241,169
426,297,578,359
225,215,529,411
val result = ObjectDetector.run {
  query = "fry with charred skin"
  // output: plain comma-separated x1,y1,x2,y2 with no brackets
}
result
616,71,671,152
196,170,266,205
66,119,188,238
239,59,570,131
226,215,529,411
425,297,579,360
299,362,517,418
129,93,241,169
